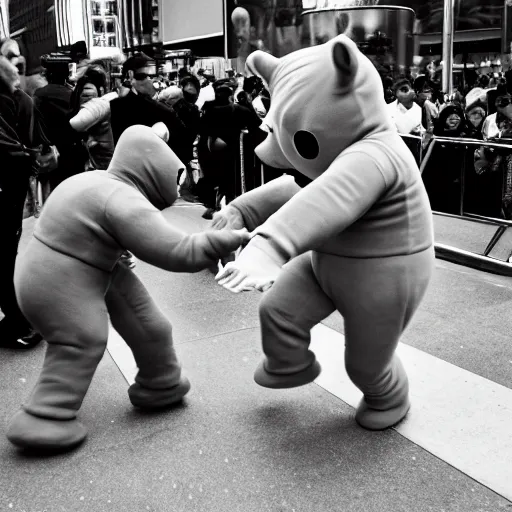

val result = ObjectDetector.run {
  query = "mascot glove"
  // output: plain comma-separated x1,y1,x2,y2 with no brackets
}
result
215,235,283,294
211,205,245,231
152,122,170,143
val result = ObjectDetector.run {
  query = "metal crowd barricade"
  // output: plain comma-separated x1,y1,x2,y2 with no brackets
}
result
418,136,512,219
236,129,276,196
238,131,247,195
399,133,424,166
410,135,512,274
237,130,512,224
235,129,512,275
236,129,303,195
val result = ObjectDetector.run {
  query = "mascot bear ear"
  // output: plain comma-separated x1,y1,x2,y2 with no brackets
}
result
245,51,279,86
332,40,358,89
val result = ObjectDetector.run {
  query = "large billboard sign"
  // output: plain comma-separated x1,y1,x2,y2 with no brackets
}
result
160,0,224,46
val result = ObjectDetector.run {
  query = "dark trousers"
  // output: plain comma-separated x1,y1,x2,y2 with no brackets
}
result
0,176,31,332
196,137,238,209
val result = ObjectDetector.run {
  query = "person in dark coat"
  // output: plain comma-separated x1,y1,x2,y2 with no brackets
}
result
172,75,202,185
461,100,488,215
421,104,467,214
196,85,262,217
109,53,188,164
33,61,86,190
0,41,43,349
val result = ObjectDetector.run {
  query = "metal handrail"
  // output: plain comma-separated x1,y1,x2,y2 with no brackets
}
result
428,136,512,151
437,211,512,229
236,130,512,272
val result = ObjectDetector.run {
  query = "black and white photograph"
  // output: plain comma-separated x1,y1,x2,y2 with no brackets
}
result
0,1,511,511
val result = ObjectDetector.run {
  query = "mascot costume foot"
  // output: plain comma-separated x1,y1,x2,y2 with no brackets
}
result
6,126,249,451
214,35,435,431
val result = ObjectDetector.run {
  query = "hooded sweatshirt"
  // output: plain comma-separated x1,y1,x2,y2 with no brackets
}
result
433,104,466,138
32,125,247,272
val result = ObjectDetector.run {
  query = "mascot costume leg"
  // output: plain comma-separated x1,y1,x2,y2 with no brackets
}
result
215,35,435,431
6,126,249,451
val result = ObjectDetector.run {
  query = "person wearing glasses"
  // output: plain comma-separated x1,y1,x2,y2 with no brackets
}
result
0,39,44,349
386,78,425,136
109,53,187,165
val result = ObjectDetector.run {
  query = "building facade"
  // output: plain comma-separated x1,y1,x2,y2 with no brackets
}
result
8,0,56,72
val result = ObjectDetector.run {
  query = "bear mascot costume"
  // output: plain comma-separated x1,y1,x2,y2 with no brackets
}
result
214,35,435,431
6,125,249,451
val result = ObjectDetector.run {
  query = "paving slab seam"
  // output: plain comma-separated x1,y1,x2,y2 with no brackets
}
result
314,380,511,504
174,325,261,345
107,325,262,385
108,321,512,503
311,323,512,502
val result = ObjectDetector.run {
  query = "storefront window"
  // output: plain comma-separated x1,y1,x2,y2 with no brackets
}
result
90,0,118,48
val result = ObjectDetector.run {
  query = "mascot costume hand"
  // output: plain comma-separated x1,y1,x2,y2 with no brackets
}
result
213,35,435,431
216,234,281,293
6,126,249,452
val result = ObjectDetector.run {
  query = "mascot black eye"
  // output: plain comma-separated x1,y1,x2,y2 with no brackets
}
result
294,131,319,159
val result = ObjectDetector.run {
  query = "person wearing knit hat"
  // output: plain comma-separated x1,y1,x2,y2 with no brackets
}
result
465,87,487,112
156,85,183,108
421,104,467,214
465,100,486,139
464,81,487,139
433,103,466,138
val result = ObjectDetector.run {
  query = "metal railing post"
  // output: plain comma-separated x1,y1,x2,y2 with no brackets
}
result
442,0,455,97
239,131,247,195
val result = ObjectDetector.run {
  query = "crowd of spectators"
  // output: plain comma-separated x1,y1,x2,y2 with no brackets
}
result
4,36,512,349
384,70,512,220
0,39,271,349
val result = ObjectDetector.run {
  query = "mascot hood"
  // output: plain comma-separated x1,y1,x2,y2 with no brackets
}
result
107,125,184,210
246,35,393,180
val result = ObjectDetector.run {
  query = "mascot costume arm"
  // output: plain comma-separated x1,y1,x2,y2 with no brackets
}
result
105,189,249,272
69,92,118,132
212,174,301,232
216,39,397,292
217,150,388,292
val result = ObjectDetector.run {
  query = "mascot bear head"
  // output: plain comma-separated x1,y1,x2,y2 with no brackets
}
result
245,35,393,180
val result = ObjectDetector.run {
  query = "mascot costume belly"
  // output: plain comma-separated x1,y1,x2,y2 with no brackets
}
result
214,35,435,430
6,125,248,451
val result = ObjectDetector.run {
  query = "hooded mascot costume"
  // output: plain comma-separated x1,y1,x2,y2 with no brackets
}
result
214,35,435,430
6,125,248,451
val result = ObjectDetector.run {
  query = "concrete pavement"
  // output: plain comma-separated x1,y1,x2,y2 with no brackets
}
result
1,203,511,512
